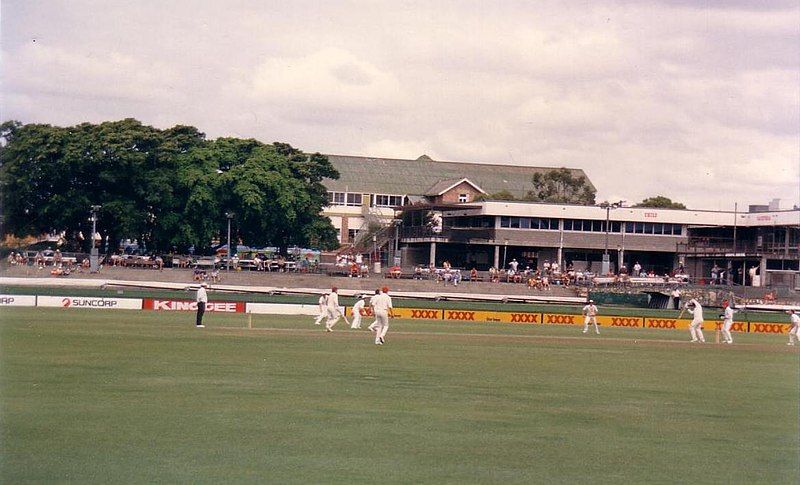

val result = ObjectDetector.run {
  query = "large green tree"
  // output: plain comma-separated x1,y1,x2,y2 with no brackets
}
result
634,196,687,210
525,168,596,205
1,119,339,253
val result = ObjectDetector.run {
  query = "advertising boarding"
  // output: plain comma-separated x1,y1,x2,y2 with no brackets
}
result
38,296,142,310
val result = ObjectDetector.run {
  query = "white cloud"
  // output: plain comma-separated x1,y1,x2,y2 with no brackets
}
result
2,0,798,210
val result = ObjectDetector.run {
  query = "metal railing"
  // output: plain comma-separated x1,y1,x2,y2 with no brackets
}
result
400,226,494,241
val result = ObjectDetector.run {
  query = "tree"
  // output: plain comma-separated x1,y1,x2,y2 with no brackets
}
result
525,168,596,205
635,196,687,210
176,138,340,253
1,119,340,254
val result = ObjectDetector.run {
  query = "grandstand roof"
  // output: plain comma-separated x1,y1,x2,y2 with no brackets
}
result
323,154,594,199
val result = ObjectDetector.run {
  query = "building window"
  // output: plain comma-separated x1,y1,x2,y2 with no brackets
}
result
348,229,359,242
458,193,469,203
328,192,345,205
499,216,557,230
345,193,363,206
374,194,404,207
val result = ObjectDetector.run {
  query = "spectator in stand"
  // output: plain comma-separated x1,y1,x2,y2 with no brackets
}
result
710,263,720,285
509,258,519,274
389,266,402,278
6,252,15,265
414,266,424,280
209,268,220,283
469,268,478,281
53,249,63,267
632,261,641,277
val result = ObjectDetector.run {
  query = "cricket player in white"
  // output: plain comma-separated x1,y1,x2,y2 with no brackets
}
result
582,299,599,334
351,295,367,329
313,294,327,325
686,299,706,343
721,300,737,344
367,289,381,332
788,310,800,346
325,287,343,332
372,287,393,345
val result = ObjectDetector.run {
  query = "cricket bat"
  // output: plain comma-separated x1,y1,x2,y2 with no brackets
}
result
715,323,721,343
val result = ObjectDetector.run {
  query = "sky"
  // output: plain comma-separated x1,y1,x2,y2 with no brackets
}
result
3,0,799,210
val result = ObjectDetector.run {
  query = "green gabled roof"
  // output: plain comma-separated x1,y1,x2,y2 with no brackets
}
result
323,154,594,199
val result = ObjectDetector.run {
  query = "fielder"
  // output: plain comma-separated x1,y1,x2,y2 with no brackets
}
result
721,299,737,344
371,286,393,345
582,299,599,335
325,287,343,332
788,309,800,346
367,289,381,332
351,295,367,329
686,299,706,343
313,293,328,325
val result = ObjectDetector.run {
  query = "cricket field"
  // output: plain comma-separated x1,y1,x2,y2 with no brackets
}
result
1,308,798,483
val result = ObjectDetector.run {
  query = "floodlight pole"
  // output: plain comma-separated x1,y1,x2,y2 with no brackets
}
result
226,212,234,271
602,201,624,275
89,205,101,273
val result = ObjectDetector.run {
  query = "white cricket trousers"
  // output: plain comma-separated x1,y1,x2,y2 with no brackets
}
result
325,308,341,329
583,316,599,334
313,308,326,325
351,312,362,329
722,319,734,343
690,321,705,342
789,325,799,345
374,311,389,343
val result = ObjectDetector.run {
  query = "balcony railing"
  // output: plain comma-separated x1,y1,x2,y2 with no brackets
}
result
678,237,798,256
400,226,495,242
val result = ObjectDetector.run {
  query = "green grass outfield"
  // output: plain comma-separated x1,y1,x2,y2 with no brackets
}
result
1,308,798,484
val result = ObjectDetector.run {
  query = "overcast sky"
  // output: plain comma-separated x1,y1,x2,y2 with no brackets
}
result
3,0,799,210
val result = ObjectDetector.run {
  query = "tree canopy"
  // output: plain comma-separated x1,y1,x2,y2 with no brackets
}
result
634,196,687,210
0,119,340,253
526,168,596,205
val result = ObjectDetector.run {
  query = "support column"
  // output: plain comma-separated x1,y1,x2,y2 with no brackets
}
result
429,242,437,267
493,245,500,269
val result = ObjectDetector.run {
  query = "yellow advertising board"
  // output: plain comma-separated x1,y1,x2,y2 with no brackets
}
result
347,307,443,320
597,315,644,328
541,313,584,326
748,321,789,334
643,317,691,330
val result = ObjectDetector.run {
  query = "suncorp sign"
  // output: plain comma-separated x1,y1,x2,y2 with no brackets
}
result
38,296,142,310
0,295,37,307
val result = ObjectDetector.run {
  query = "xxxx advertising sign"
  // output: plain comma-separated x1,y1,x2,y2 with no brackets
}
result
347,306,443,320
